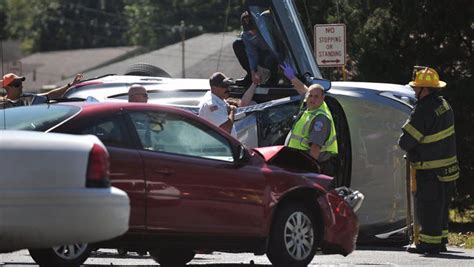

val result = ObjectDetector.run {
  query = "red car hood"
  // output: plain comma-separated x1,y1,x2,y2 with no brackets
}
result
253,145,286,162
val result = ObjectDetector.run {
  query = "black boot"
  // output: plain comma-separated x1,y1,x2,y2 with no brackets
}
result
406,243,440,254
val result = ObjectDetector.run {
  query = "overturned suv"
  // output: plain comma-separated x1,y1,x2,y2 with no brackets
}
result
65,0,415,246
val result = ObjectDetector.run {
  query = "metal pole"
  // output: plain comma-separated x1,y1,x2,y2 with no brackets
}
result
405,157,413,243
180,20,186,78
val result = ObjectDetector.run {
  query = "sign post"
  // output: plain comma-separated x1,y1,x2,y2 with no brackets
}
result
314,24,346,68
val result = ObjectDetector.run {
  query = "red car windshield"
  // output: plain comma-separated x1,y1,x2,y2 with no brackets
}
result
0,104,80,131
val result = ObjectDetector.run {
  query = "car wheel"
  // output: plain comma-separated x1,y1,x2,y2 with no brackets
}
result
117,248,128,256
29,243,91,267
267,203,318,267
149,247,195,267
124,63,172,77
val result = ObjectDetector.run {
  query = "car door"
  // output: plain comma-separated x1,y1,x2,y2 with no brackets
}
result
126,110,266,235
246,0,330,89
65,113,146,231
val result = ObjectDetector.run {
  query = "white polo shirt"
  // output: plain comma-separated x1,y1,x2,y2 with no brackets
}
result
198,91,237,137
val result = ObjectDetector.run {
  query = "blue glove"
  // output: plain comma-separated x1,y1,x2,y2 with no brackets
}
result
280,63,296,80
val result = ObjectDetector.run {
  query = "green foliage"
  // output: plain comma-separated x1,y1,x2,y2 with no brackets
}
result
123,0,243,49
5,0,128,52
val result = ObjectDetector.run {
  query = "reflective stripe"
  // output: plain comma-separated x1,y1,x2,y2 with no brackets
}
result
438,172,459,182
411,156,458,170
288,102,338,155
403,123,423,142
442,230,449,238
421,125,455,144
289,133,309,148
420,234,442,244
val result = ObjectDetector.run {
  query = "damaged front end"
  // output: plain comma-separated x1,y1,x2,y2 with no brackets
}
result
317,187,364,255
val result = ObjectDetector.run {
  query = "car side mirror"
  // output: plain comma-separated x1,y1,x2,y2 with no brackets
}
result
303,73,332,92
235,144,250,164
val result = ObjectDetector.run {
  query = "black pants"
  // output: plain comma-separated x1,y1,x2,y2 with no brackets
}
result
232,39,279,84
442,181,455,244
416,171,454,247
233,39,251,79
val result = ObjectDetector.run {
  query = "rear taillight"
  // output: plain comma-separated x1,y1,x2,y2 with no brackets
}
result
86,143,110,188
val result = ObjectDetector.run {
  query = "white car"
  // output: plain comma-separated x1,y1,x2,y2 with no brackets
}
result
0,131,130,254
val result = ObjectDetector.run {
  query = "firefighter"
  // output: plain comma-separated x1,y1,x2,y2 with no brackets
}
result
281,63,338,176
399,66,459,254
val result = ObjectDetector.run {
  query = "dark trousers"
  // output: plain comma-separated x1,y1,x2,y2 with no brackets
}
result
233,39,251,79
232,39,279,84
416,171,454,247
442,181,455,244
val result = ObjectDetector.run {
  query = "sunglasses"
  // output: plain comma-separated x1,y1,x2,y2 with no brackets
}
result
10,79,23,88
132,93,148,98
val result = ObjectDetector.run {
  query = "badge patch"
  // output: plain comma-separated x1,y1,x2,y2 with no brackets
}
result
313,121,323,132
209,105,219,112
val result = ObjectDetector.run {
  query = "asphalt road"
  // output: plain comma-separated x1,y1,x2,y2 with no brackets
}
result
1,246,473,266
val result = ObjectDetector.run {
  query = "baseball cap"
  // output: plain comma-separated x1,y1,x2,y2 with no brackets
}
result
209,72,234,88
1,73,25,88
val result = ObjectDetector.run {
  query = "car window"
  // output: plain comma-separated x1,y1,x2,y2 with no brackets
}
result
128,111,234,162
78,116,130,147
0,104,80,131
257,100,300,146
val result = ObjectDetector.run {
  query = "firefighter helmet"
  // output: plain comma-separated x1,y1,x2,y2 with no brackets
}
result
409,66,446,89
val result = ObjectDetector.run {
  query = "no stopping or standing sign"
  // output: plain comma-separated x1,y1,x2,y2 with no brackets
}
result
314,24,346,67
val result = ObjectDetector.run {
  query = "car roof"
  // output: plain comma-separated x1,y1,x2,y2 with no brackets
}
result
56,101,238,141
74,75,210,90
332,81,414,95
60,101,195,115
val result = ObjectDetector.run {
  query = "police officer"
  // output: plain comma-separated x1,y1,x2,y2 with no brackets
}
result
281,64,338,175
399,67,459,254
1,72,83,108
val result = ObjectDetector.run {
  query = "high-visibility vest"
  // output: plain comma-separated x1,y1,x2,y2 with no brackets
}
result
288,101,338,155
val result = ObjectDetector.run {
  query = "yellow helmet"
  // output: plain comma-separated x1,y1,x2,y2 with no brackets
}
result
409,66,446,89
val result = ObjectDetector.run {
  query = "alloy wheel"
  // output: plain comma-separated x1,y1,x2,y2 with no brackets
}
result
284,211,314,260
52,244,88,260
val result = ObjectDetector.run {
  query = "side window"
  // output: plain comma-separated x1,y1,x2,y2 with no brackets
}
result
128,111,234,162
257,100,300,146
79,116,129,147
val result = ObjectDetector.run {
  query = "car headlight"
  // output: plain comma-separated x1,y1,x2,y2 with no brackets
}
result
335,186,365,212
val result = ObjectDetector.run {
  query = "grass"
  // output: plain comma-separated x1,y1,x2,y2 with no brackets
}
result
448,207,474,249
449,232,474,249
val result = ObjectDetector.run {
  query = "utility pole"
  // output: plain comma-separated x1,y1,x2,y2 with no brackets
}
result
180,20,186,78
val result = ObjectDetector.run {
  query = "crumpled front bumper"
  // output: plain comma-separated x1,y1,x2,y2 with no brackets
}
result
317,187,364,256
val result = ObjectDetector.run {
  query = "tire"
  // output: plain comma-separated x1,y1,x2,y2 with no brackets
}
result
29,243,91,267
117,248,128,256
267,203,318,267
124,63,172,77
149,247,195,267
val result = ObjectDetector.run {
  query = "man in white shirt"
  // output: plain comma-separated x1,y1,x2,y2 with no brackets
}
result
198,72,257,137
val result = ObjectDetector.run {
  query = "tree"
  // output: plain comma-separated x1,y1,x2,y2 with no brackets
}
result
123,0,243,49
5,0,128,52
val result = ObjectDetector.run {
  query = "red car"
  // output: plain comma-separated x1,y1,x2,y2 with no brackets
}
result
3,102,362,267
